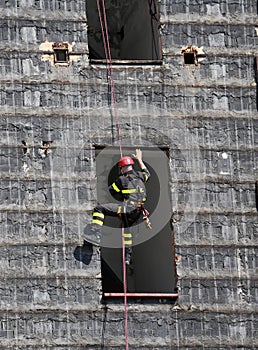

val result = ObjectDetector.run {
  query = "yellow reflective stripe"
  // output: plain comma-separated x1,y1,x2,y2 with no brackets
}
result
124,240,133,245
124,233,132,238
122,189,137,194
93,212,104,219
144,174,149,181
112,183,120,192
142,197,146,202
122,188,145,193
92,219,103,226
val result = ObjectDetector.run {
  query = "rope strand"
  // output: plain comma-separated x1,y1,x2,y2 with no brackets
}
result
96,2,128,349
97,0,123,157
121,219,129,350
94,2,160,348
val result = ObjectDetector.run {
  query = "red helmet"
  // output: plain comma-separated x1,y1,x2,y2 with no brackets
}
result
118,156,134,168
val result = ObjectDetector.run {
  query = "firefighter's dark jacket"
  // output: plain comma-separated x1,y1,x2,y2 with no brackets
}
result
109,168,150,203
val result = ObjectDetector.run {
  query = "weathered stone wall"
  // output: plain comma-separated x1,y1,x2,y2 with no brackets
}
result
0,0,257,349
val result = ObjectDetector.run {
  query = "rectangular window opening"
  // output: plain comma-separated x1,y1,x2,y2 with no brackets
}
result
85,0,162,64
53,43,69,64
54,49,68,63
94,146,178,300
183,52,196,65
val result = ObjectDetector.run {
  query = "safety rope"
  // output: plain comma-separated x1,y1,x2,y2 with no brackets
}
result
96,1,128,349
95,3,160,349
96,0,123,158
121,215,129,350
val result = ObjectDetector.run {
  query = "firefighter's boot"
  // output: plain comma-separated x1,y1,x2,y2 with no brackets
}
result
80,240,94,263
84,223,101,246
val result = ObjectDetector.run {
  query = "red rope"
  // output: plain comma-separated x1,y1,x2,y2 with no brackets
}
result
96,2,128,349
96,0,123,158
96,0,109,66
121,220,129,350
94,3,162,347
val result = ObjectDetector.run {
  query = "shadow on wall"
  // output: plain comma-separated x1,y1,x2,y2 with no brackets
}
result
73,238,93,265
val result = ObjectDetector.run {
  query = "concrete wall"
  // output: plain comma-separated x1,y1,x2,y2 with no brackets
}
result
0,0,257,349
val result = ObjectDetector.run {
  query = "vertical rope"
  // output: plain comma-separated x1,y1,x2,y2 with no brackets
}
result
96,0,109,66
94,0,161,345
121,219,129,350
96,2,128,349
96,0,123,158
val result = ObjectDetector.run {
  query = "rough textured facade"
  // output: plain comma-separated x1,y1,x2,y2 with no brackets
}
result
0,0,257,349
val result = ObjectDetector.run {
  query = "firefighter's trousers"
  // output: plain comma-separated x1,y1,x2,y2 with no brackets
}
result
92,203,141,247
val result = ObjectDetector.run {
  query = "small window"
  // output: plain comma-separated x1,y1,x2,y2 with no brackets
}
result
181,45,206,66
85,0,162,63
53,43,69,64
183,52,196,65
21,140,28,155
54,50,68,63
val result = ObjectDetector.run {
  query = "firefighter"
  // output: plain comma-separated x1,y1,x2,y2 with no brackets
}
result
84,148,150,265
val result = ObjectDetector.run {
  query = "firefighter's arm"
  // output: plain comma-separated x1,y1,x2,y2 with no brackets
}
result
109,178,123,201
132,148,146,170
132,148,150,181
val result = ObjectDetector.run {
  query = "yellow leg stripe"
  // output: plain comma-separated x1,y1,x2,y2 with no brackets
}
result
92,219,103,226
124,240,133,245
124,233,132,238
93,212,105,219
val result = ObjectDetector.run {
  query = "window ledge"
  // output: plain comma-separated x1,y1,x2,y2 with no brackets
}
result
89,59,163,66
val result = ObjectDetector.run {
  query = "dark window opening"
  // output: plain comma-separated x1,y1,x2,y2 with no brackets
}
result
183,52,196,65
53,43,69,64
95,146,178,299
54,50,68,62
181,45,206,66
85,0,162,63
21,140,28,155
41,141,52,156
